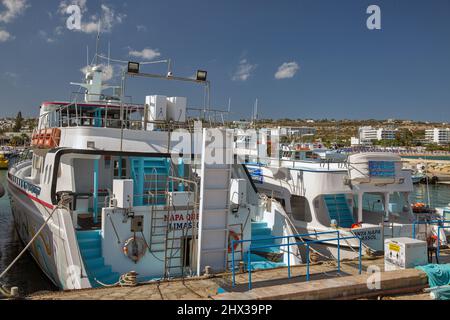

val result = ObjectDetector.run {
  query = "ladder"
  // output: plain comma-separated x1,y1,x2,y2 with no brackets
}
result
196,128,233,275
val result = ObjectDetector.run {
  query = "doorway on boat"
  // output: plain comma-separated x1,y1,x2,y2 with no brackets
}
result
57,153,186,231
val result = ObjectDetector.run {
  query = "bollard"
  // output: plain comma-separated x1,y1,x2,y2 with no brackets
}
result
10,287,19,298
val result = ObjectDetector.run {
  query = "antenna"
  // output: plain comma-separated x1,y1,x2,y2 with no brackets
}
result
86,46,89,67
95,21,101,65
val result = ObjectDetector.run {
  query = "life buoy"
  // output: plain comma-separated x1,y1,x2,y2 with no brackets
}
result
123,237,147,262
351,222,362,229
228,230,240,253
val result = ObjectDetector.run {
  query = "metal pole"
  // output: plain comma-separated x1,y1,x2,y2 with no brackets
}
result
232,240,235,287
248,248,252,290
287,237,291,279
412,221,416,239
93,159,99,224
306,244,310,281
337,231,341,274
437,226,441,260
358,238,362,274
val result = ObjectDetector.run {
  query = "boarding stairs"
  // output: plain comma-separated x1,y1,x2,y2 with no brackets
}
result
324,194,355,228
244,222,286,270
76,230,120,288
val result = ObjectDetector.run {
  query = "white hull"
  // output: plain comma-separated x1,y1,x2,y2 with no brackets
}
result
7,178,90,290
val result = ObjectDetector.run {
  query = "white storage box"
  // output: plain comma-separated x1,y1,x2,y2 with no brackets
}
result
167,96,187,122
384,237,427,271
146,95,167,122
113,179,134,209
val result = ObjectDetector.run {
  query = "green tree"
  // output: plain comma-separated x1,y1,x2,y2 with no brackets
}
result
13,111,23,132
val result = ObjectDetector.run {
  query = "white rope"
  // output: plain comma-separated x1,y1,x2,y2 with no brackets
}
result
94,271,138,287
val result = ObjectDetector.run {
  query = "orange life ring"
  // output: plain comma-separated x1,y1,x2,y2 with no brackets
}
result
351,222,362,229
123,237,147,262
228,230,240,253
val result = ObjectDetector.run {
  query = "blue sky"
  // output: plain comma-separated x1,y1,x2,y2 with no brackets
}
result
0,0,450,121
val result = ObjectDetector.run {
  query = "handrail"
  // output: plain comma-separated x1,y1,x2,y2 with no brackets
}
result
231,231,362,290
437,225,450,259
412,219,450,238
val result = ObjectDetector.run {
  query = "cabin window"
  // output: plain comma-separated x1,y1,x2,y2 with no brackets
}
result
113,158,127,179
290,195,312,222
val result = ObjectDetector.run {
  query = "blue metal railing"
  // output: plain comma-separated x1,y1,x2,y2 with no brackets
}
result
231,231,362,290
412,219,450,261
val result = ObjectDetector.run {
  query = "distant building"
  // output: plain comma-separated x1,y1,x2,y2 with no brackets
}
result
425,128,450,145
358,126,398,145
350,137,361,146
279,126,316,137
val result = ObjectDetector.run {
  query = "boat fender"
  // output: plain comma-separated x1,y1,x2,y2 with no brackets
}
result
228,230,240,253
123,237,147,262
0,183,4,198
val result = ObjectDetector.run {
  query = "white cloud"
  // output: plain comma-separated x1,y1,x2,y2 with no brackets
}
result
0,29,12,42
81,64,115,82
274,61,299,79
129,48,161,60
136,25,147,32
0,0,29,23
232,59,257,81
38,30,55,43
3,71,19,85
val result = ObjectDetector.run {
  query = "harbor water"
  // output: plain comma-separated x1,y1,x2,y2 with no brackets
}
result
0,170,449,294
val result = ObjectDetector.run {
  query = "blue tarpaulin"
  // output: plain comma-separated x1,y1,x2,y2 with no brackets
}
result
416,264,450,300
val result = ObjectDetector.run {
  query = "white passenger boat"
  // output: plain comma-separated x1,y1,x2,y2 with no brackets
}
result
245,146,448,260
6,62,300,290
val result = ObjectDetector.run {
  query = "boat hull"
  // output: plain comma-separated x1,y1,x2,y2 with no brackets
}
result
7,179,89,290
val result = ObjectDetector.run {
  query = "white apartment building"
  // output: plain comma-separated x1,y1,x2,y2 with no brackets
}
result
358,126,398,145
425,128,450,145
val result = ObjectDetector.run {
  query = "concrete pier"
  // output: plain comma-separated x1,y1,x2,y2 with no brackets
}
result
26,250,450,300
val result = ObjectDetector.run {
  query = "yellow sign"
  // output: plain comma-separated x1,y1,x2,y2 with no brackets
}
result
389,243,400,252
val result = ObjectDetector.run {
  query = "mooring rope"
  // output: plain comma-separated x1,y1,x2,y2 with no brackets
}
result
94,271,139,287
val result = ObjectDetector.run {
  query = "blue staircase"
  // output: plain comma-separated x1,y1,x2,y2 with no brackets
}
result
76,230,120,288
323,194,355,228
130,157,172,206
245,222,286,270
